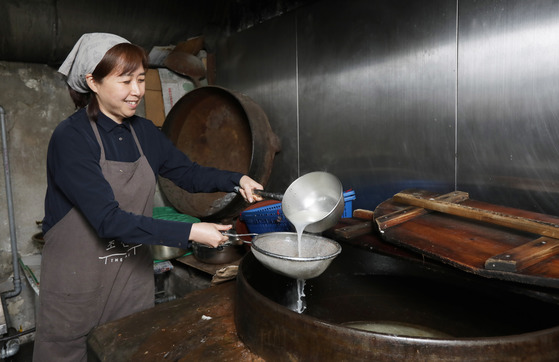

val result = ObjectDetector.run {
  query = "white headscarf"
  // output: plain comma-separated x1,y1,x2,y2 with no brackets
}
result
58,33,130,93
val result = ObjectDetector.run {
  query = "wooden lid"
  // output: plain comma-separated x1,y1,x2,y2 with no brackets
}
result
374,189,559,289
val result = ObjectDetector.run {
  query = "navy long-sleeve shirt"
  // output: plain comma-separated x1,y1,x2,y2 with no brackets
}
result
43,108,243,248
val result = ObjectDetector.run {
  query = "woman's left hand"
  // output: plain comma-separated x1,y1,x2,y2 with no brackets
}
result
238,175,264,203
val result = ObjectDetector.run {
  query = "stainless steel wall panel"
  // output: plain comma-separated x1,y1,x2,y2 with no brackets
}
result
217,14,299,192
218,1,457,209
296,0,457,207
457,0,559,214
217,0,559,214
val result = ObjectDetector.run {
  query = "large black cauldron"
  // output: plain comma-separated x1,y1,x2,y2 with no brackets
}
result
235,244,559,361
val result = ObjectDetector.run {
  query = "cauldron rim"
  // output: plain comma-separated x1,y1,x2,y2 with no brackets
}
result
235,252,559,361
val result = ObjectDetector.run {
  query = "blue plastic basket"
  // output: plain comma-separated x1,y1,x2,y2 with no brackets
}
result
240,202,290,234
240,190,356,233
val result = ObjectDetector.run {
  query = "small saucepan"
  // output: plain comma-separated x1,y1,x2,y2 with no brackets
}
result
192,232,257,264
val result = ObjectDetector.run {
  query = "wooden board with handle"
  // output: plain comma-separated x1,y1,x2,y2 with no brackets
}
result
376,191,469,229
392,191,559,239
374,189,559,289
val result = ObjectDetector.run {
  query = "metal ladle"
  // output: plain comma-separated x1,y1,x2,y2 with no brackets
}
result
235,171,344,234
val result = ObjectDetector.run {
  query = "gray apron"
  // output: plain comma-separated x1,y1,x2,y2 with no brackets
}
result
34,120,156,362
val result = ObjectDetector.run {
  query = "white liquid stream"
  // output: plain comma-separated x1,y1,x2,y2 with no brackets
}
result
295,278,306,313
289,209,330,257
289,208,329,313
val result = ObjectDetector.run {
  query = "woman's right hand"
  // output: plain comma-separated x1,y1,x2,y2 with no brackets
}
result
189,223,231,248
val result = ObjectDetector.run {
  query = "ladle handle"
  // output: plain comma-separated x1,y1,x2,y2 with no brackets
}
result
253,189,283,201
234,186,283,201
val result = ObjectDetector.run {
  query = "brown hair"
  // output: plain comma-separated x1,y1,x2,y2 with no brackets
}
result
68,43,148,122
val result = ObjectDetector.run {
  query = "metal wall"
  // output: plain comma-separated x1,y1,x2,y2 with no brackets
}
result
218,0,559,215
217,0,457,210
457,0,559,214
0,0,215,64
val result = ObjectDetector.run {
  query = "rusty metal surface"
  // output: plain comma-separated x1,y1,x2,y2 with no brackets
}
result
87,281,263,361
160,86,280,221
235,247,559,361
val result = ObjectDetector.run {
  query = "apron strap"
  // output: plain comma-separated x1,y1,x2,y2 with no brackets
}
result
90,119,106,162
129,124,145,157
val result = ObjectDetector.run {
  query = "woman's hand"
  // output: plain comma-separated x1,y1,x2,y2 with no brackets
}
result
238,175,264,203
189,223,231,247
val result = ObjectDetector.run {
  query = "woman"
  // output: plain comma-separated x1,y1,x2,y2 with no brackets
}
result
33,33,263,361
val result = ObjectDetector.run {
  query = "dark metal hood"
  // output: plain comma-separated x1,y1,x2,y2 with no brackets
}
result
0,0,312,66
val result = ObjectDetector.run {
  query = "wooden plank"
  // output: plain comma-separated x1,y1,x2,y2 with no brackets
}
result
376,191,470,230
334,221,372,240
352,209,375,220
334,209,375,240
87,282,263,361
485,237,559,272
393,191,559,239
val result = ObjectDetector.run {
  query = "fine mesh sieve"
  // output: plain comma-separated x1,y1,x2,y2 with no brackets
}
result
250,232,342,280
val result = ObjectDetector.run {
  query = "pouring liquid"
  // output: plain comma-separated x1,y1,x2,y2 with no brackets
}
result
289,209,330,257
288,208,330,314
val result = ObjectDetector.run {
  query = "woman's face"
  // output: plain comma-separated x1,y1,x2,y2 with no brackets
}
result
87,65,146,123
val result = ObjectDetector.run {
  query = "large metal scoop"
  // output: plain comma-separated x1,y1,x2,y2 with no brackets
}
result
250,232,342,280
238,171,344,234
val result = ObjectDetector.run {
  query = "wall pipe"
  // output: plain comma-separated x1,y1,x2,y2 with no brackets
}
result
0,106,22,299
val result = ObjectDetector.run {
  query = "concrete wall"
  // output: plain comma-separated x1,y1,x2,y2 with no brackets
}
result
0,61,73,335
0,61,157,334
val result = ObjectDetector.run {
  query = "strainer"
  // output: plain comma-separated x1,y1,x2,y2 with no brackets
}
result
250,232,342,280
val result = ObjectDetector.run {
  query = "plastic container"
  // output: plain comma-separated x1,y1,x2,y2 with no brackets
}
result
151,207,199,260
241,190,357,234
343,190,356,218
153,207,201,223
240,201,291,234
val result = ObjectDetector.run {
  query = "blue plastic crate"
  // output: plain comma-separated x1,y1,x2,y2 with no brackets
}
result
240,202,290,234
343,190,356,218
241,190,357,233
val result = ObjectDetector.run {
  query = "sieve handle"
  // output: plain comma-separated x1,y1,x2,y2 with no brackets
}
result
222,232,258,237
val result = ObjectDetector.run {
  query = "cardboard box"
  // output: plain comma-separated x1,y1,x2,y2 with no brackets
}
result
157,68,195,115
144,67,199,127
145,68,165,127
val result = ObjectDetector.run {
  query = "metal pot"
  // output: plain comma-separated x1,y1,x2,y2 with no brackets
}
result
150,245,188,261
192,241,247,265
